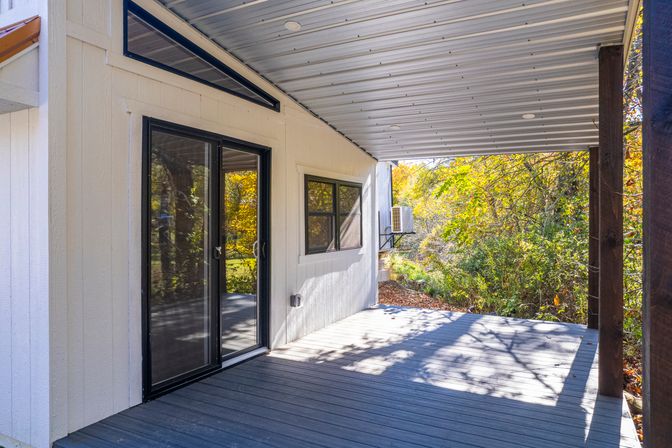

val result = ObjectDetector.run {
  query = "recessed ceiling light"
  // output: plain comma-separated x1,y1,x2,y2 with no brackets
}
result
388,124,401,131
284,21,302,32
522,113,536,119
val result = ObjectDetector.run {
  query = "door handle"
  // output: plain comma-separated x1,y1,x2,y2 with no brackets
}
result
252,241,258,258
213,246,222,260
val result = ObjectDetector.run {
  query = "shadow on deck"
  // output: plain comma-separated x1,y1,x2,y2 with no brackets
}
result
54,306,640,447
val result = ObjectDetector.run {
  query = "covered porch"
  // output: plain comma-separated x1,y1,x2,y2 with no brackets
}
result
54,306,639,447
42,0,672,445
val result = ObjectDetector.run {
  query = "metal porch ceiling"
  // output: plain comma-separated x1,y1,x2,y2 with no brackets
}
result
159,0,636,160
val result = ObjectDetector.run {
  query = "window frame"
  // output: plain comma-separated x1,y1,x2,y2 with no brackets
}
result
123,0,280,112
304,174,363,255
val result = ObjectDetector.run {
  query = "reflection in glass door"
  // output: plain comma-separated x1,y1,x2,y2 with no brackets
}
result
220,148,260,357
146,125,218,391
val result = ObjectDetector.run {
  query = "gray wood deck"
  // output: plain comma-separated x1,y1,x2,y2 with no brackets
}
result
54,306,640,447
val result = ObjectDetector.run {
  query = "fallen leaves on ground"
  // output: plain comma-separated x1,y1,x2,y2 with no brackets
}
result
378,280,468,312
624,355,643,444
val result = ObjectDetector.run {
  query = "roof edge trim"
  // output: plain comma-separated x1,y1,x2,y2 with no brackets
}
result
0,15,40,65
623,0,641,61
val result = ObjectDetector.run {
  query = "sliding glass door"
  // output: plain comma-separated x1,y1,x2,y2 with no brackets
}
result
143,118,269,398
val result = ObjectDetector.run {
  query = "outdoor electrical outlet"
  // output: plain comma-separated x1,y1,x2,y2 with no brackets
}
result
290,294,303,308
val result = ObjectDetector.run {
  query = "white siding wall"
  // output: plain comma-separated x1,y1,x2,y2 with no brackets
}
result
54,0,378,441
0,108,49,448
0,0,53,447
285,125,378,343
377,162,394,251
0,0,39,27
0,110,31,448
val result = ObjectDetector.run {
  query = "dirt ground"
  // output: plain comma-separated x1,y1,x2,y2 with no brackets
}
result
378,280,468,312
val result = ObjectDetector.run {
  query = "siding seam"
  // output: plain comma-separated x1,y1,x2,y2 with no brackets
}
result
9,112,14,438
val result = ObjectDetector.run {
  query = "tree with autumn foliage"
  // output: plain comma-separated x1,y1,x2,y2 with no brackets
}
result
223,170,259,294
390,152,591,323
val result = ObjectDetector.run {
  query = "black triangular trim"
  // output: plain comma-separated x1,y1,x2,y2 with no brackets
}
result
124,1,280,112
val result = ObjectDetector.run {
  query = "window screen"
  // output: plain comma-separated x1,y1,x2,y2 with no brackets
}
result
305,176,362,254
124,1,279,111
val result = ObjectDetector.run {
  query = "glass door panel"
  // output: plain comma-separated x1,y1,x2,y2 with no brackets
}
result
147,128,217,388
220,148,260,356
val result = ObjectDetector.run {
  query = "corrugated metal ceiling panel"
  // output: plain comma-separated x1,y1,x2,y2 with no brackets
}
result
159,0,633,160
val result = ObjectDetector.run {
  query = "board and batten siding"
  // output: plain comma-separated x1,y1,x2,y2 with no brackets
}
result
0,110,31,448
0,0,55,447
55,0,377,441
0,108,50,448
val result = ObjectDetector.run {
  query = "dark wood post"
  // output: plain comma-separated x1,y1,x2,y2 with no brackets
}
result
597,44,624,398
588,146,599,330
642,1,672,445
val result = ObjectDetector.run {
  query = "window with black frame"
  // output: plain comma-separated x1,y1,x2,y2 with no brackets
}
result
305,176,362,254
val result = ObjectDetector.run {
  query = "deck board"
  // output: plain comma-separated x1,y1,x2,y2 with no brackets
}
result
54,306,640,447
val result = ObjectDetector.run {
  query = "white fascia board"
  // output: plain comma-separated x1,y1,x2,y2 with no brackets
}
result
0,80,39,112
0,44,40,112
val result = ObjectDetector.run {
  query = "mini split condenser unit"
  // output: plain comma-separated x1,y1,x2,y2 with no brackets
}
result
391,206,414,233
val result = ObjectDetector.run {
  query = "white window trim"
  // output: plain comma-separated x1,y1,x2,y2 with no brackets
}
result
297,164,366,265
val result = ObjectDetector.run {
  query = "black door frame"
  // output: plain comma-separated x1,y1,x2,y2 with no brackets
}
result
141,117,271,400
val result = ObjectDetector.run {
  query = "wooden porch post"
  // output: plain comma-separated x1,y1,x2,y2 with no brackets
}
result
642,1,672,445
588,146,599,330
597,44,624,398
